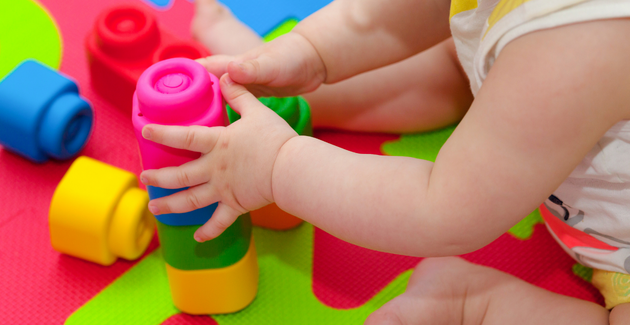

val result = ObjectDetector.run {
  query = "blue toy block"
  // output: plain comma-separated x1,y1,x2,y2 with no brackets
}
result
0,60,93,163
147,186,218,226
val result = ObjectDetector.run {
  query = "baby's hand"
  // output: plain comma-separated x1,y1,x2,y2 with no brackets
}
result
140,75,298,242
198,32,327,97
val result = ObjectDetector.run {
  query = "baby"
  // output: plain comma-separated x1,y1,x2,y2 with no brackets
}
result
140,0,630,323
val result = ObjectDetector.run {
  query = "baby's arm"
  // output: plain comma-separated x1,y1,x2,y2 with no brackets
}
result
201,0,452,97
269,19,630,255
303,39,473,133
290,0,452,83
143,19,630,256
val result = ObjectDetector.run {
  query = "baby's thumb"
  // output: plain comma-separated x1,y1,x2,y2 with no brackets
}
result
196,55,233,79
219,74,265,116
226,56,277,86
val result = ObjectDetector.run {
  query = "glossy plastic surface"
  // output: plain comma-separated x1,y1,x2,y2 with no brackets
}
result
132,58,258,314
165,239,259,315
156,214,251,270
0,60,92,163
132,58,226,226
85,5,210,111
49,156,155,265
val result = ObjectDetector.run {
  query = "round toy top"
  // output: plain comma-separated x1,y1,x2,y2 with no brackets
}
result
136,58,215,124
95,5,160,59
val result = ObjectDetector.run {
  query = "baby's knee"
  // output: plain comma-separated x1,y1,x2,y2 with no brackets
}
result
364,307,404,325
609,303,630,325
410,256,477,283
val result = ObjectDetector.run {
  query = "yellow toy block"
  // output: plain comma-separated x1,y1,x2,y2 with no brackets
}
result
165,238,259,314
49,156,155,265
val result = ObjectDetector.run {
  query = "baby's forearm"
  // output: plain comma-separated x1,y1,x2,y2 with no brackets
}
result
293,0,451,83
271,136,493,257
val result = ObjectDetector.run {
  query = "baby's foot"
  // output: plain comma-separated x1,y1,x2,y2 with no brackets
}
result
365,257,485,325
191,0,263,55
365,257,607,325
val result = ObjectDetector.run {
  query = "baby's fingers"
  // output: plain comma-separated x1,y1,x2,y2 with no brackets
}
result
141,159,208,189
194,203,243,242
220,74,269,116
148,183,219,215
227,55,279,86
142,124,224,154
196,55,234,79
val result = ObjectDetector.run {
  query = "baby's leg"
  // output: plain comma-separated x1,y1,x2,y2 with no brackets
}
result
610,303,630,324
193,1,472,133
305,39,474,133
366,257,608,325
191,0,263,55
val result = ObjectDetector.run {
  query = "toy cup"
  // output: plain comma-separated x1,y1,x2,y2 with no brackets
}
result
132,58,258,314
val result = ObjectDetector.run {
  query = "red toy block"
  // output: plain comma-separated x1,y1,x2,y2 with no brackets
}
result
85,5,210,111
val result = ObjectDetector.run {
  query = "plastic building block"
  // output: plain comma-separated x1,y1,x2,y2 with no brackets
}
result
146,185,218,226
132,58,258,314
156,214,251,270
228,96,312,230
85,5,210,111
165,239,259,315
251,202,304,230
0,60,93,163
49,156,155,266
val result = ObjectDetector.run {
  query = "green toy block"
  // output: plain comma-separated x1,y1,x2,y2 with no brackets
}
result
156,214,252,270
228,96,313,136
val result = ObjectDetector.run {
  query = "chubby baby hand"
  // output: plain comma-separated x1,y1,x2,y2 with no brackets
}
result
140,75,297,242
197,32,327,97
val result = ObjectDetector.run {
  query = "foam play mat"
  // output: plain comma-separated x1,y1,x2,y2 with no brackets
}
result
0,0,603,323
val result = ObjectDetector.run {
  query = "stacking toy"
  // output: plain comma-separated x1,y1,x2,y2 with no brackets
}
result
0,60,93,163
49,156,155,266
132,58,258,314
86,5,210,111
228,97,312,230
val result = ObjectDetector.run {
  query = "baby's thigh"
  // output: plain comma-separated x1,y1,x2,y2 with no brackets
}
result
306,38,474,132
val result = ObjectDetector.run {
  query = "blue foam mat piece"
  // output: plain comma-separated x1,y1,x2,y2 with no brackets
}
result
143,0,333,35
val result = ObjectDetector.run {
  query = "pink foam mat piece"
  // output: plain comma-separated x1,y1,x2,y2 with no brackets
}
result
162,314,219,325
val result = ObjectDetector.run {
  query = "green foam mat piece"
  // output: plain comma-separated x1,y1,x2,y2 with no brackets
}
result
381,125,456,162
262,18,299,42
573,263,594,283
0,0,62,79
66,223,410,324
65,249,178,325
507,209,544,240
157,214,252,270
